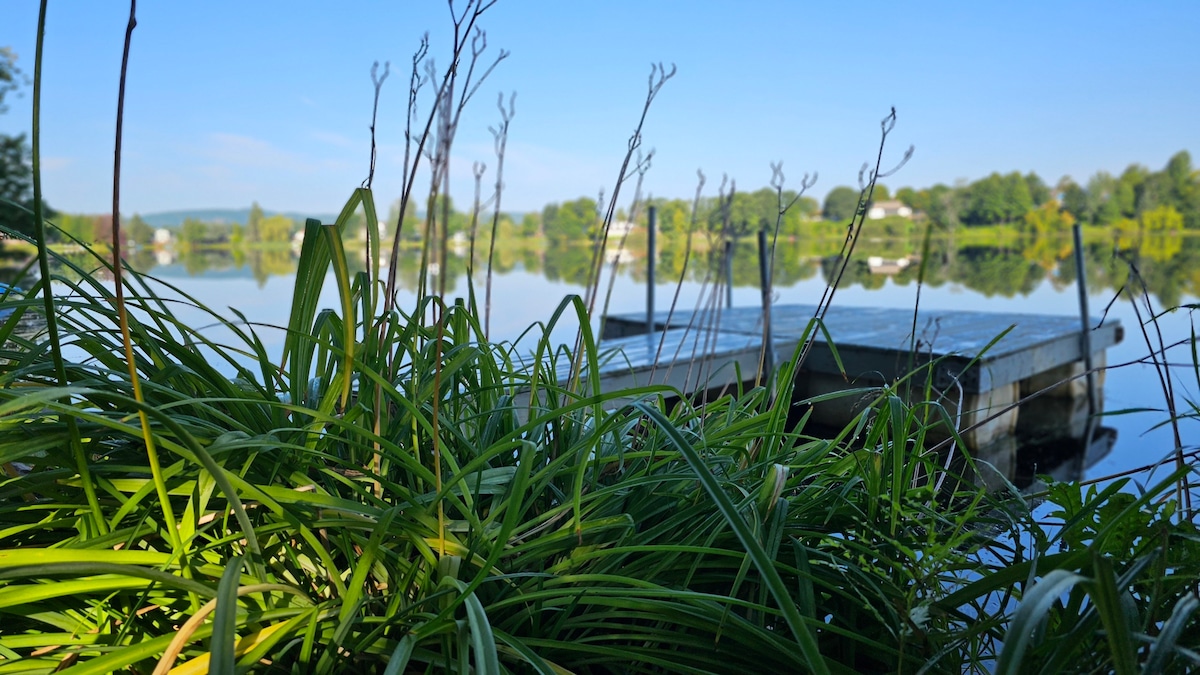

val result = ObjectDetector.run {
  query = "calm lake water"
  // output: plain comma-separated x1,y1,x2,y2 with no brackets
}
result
49,236,1200,486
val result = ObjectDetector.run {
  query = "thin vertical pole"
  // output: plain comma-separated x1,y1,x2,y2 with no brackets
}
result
1072,223,1097,438
646,205,656,336
757,227,774,382
724,239,734,309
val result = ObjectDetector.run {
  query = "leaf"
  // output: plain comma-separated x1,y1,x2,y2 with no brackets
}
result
209,556,242,675
996,569,1086,675
1143,592,1200,674
633,401,830,675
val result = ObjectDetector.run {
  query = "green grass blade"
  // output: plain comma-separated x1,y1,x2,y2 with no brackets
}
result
996,569,1086,675
1143,592,1200,674
1089,553,1138,675
210,555,243,675
321,222,356,408
632,401,831,675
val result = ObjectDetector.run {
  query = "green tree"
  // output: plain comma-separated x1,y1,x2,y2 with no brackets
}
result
257,214,294,244
542,197,597,243
427,194,468,236
1162,150,1200,228
822,186,860,221
872,184,890,201
125,213,154,247
386,197,421,242
962,173,1009,225
1025,172,1051,206
730,188,778,230
1085,171,1120,225
54,213,94,243
1115,165,1147,218
795,195,820,219
0,48,53,240
1140,205,1183,233
0,47,24,114
0,134,37,239
1001,172,1033,221
1021,201,1075,235
1059,179,1088,223
179,218,208,249
923,184,963,228
519,211,541,238
246,201,263,244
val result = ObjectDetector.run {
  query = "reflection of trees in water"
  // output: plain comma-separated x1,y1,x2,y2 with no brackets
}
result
520,247,543,275
1130,236,1200,307
25,233,1200,307
0,259,34,289
49,251,111,282
542,242,593,285
799,234,1199,305
248,249,297,287
952,247,1044,298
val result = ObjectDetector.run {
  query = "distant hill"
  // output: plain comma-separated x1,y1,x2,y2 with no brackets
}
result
138,208,339,229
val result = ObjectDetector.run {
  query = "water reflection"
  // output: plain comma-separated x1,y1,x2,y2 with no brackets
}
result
91,231,1200,306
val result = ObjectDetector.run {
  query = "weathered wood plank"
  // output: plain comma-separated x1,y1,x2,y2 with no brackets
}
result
603,304,1123,394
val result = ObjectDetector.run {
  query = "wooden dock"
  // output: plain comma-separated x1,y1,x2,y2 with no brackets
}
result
595,304,1123,449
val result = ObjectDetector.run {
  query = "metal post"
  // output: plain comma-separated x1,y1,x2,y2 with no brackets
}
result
646,205,656,336
757,227,774,381
724,239,734,309
1072,223,1097,435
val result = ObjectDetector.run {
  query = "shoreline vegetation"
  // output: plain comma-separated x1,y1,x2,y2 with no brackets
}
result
7,225,1198,309
1,1,1198,673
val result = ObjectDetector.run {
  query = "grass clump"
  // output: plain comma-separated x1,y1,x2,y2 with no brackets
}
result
1,2,1198,673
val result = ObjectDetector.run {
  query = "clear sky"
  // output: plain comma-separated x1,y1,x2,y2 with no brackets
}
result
1,1,1197,217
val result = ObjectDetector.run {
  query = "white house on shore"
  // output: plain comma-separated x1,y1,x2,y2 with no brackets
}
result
867,200,913,220
153,228,173,247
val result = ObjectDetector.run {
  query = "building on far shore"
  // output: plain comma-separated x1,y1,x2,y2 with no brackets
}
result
153,228,173,247
867,200,913,220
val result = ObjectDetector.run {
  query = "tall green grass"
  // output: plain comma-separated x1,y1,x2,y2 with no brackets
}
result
0,1,1197,673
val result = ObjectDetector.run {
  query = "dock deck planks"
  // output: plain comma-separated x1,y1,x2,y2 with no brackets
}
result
600,304,1123,395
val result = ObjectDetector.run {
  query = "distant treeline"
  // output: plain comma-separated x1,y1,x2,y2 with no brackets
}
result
885,149,1199,231
24,150,1198,249
526,149,1200,242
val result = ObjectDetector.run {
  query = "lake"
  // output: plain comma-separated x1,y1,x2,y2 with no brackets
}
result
47,233,1200,487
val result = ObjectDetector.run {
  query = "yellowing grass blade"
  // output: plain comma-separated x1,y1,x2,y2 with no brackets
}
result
168,621,290,675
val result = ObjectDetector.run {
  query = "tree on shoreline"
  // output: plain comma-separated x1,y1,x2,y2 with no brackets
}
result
0,47,55,240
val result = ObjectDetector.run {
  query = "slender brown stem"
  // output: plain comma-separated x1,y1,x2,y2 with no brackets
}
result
484,91,513,338
110,1,184,554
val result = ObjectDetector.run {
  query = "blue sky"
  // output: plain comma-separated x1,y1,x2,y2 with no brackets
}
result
1,1,1197,216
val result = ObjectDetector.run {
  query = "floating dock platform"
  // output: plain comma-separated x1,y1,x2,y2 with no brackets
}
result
595,304,1123,449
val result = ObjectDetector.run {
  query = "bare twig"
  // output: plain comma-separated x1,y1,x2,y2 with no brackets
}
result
1123,257,1192,516
467,160,487,277
383,0,503,315
363,60,391,191
484,91,515,338
796,107,912,373
651,170,706,374
597,147,654,339
759,162,817,392
569,63,675,386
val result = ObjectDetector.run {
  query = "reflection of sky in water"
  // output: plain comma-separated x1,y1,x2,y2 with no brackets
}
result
50,255,1198,487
